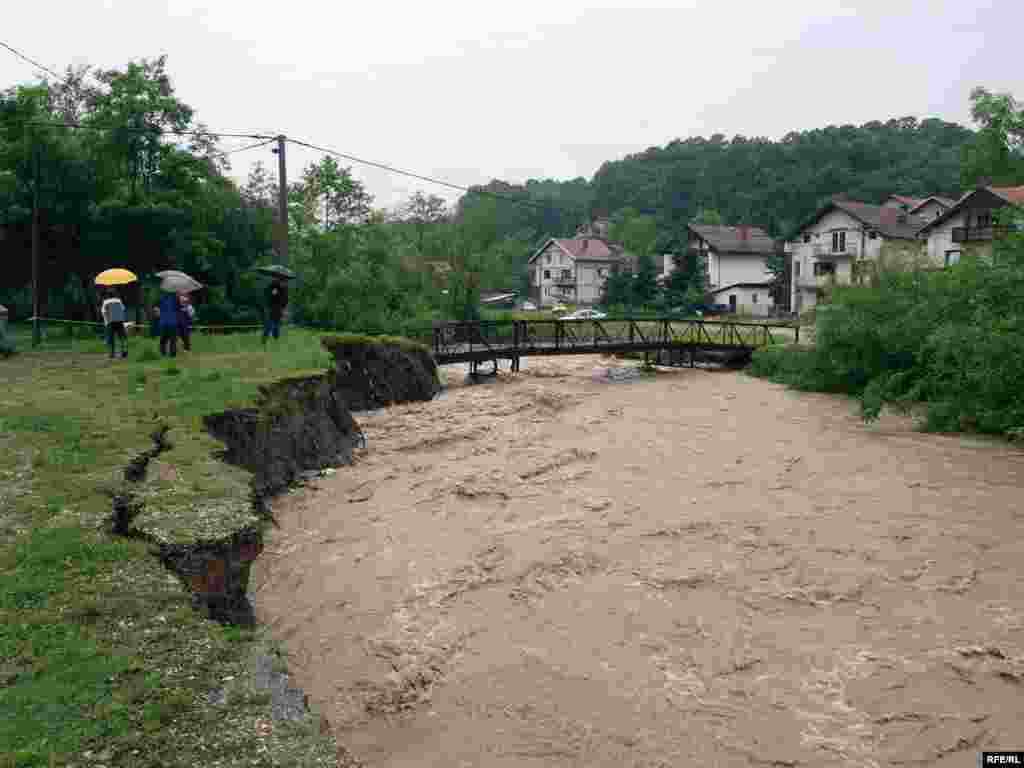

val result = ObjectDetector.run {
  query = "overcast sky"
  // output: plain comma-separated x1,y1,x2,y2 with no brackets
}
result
3,0,1022,210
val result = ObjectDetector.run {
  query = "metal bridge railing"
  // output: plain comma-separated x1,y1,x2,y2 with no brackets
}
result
430,318,796,360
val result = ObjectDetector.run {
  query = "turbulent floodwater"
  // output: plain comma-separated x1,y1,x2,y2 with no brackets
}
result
253,356,1024,768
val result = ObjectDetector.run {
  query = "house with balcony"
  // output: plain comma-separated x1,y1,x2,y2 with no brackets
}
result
790,199,927,314
528,229,636,307
686,224,778,315
917,186,1024,267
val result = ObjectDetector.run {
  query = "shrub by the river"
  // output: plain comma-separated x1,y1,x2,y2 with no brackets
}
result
751,227,1024,439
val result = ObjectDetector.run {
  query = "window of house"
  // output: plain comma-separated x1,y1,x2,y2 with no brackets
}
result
813,262,836,277
868,230,878,240
794,260,801,277
945,250,961,267
545,254,552,264
802,234,811,243
561,269,572,281
543,270,551,279
752,293,759,304
832,231,846,253
976,211,992,228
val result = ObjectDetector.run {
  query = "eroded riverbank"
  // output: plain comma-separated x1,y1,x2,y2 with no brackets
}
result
253,355,1024,767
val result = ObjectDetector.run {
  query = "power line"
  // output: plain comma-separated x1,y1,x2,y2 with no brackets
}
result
287,137,587,217
21,120,275,140
224,138,276,156
0,40,63,80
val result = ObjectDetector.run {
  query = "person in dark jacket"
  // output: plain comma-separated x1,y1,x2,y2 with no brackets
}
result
158,291,179,357
263,277,288,344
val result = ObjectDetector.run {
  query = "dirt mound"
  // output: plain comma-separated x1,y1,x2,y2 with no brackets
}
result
322,336,441,411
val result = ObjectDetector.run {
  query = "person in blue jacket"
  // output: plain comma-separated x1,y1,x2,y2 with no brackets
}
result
158,291,180,357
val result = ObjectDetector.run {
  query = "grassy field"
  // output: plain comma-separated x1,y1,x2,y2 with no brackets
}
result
0,329,341,767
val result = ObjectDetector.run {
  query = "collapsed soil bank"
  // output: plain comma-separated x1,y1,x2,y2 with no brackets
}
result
113,337,441,624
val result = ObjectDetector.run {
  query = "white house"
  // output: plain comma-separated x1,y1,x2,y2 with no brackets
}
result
790,199,927,314
687,224,778,315
918,186,1024,268
528,234,635,307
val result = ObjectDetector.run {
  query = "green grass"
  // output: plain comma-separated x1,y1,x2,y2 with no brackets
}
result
321,332,430,355
0,329,339,767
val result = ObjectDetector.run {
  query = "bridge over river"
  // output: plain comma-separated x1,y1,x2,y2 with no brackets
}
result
430,317,799,372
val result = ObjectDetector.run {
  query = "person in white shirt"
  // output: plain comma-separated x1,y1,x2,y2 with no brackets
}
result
100,290,128,359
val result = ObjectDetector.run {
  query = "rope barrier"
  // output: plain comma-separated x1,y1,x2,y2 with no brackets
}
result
17,317,265,332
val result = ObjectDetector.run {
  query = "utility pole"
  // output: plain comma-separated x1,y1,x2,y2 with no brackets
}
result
272,135,288,265
31,147,41,347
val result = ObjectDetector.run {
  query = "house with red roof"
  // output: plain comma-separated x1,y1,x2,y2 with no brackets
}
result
917,185,1024,268
528,224,636,307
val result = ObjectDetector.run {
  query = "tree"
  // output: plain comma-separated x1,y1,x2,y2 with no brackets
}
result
765,248,789,311
608,208,653,249
294,156,372,232
0,58,274,324
961,87,1024,188
633,252,659,306
601,267,633,309
400,191,449,252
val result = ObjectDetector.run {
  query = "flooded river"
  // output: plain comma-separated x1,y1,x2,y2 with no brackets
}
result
253,355,1024,767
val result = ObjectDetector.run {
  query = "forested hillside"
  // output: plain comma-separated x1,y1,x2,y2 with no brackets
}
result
462,117,974,247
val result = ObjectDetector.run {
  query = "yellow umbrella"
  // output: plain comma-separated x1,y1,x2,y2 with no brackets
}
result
95,268,138,287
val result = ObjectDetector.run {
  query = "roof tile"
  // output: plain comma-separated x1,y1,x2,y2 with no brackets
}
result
689,224,777,255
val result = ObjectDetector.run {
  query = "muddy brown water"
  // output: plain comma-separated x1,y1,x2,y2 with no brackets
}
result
252,356,1024,768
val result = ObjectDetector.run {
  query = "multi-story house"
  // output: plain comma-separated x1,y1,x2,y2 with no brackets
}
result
528,223,636,307
686,224,778,315
917,186,1024,267
789,199,927,313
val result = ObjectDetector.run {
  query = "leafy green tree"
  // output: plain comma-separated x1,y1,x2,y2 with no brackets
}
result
601,267,633,308
633,252,659,306
294,156,372,232
765,249,789,310
400,191,449,252
961,87,1024,188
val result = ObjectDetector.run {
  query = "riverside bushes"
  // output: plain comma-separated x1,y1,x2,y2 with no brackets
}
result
750,231,1024,439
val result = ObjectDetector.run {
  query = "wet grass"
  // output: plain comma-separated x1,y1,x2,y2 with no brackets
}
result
0,329,341,767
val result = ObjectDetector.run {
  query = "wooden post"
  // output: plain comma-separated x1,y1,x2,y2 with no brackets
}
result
31,147,40,347
273,135,288,265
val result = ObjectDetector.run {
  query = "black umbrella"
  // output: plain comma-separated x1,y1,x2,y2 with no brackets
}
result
254,264,297,280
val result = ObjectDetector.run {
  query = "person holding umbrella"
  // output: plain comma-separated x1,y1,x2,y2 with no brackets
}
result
154,271,202,357
256,265,295,344
100,288,129,359
158,291,180,357
94,268,137,359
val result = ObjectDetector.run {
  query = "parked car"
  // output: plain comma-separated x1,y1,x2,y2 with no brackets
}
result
561,309,608,320
519,301,538,311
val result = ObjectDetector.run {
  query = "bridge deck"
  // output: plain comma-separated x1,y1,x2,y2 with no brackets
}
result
430,318,798,366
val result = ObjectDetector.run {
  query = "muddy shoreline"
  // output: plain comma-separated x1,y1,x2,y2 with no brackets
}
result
254,355,1024,767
